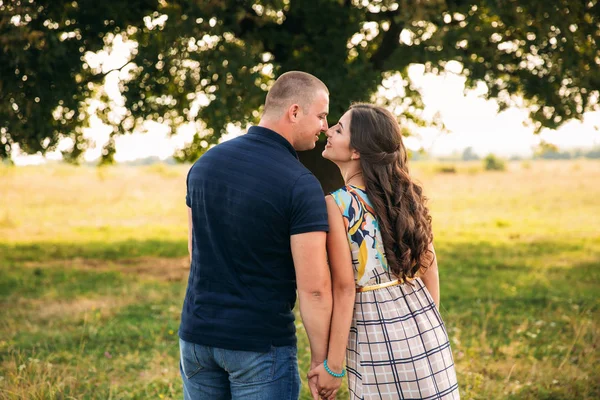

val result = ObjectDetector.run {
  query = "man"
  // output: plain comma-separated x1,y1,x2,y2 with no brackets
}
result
179,71,332,400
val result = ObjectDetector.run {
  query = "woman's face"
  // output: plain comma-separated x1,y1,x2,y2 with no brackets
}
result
322,110,357,163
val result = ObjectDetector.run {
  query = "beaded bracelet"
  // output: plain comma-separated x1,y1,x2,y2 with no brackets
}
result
324,359,346,378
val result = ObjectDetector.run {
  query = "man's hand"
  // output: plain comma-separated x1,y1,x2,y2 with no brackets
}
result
308,360,322,400
308,375,320,400
307,363,342,400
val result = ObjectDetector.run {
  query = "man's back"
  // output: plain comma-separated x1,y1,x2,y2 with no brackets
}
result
179,126,328,352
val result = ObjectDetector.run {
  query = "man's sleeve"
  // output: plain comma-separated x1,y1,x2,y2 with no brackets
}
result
290,173,329,235
185,166,192,207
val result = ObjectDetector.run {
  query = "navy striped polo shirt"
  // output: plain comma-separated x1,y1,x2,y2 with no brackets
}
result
179,126,329,352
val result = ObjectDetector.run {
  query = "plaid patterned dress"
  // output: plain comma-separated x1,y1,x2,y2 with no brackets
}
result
331,185,460,400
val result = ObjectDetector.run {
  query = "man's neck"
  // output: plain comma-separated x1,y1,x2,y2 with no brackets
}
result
258,119,295,148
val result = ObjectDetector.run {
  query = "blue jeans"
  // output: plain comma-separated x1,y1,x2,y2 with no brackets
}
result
179,338,301,400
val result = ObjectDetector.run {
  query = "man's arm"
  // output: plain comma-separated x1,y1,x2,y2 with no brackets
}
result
291,231,333,369
187,207,193,262
307,196,356,399
288,173,331,399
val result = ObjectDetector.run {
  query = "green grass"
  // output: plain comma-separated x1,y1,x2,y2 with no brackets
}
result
0,160,599,399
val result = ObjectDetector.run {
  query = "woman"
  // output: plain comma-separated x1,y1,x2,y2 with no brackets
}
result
308,104,459,400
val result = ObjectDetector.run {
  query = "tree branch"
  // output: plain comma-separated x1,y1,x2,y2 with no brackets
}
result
100,61,133,78
370,18,404,71
365,10,400,22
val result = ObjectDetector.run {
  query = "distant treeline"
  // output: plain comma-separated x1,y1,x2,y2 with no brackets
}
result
532,147,600,160
410,146,600,162
85,156,179,166
111,148,600,165
10,148,594,167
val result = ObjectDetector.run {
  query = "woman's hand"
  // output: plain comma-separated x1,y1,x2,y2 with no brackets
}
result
307,363,342,400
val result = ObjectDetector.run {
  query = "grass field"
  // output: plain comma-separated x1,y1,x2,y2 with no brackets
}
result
0,160,598,399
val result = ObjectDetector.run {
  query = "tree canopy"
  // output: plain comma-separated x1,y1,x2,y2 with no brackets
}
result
1,0,598,163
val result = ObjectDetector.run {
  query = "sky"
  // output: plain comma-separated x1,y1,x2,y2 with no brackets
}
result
11,37,600,165
404,63,600,157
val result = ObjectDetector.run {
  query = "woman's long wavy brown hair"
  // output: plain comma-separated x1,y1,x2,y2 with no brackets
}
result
349,103,434,281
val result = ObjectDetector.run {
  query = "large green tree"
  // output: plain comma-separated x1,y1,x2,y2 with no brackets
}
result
1,0,599,165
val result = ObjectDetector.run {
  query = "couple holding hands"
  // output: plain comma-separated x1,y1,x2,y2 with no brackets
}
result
179,71,459,400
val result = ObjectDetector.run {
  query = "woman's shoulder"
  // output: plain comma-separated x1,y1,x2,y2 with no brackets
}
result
328,186,351,208
329,185,370,212
329,185,353,200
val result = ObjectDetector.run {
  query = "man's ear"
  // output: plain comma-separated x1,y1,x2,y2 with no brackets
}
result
287,104,300,122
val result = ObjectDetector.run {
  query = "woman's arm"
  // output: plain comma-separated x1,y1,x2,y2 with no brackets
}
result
308,196,356,399
420,243,440,309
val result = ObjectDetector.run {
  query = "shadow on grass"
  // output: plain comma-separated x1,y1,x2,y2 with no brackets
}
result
435,240,599,299
0,239,187,264
1,236,596,263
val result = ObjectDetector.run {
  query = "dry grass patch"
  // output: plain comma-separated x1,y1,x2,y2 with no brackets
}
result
22,256,190,282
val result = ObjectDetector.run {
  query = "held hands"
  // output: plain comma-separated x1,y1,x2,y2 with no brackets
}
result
308,374,321,400
307,362,343,400
307,361,322,400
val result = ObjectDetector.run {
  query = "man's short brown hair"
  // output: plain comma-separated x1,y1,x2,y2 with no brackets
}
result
263,71,329,119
